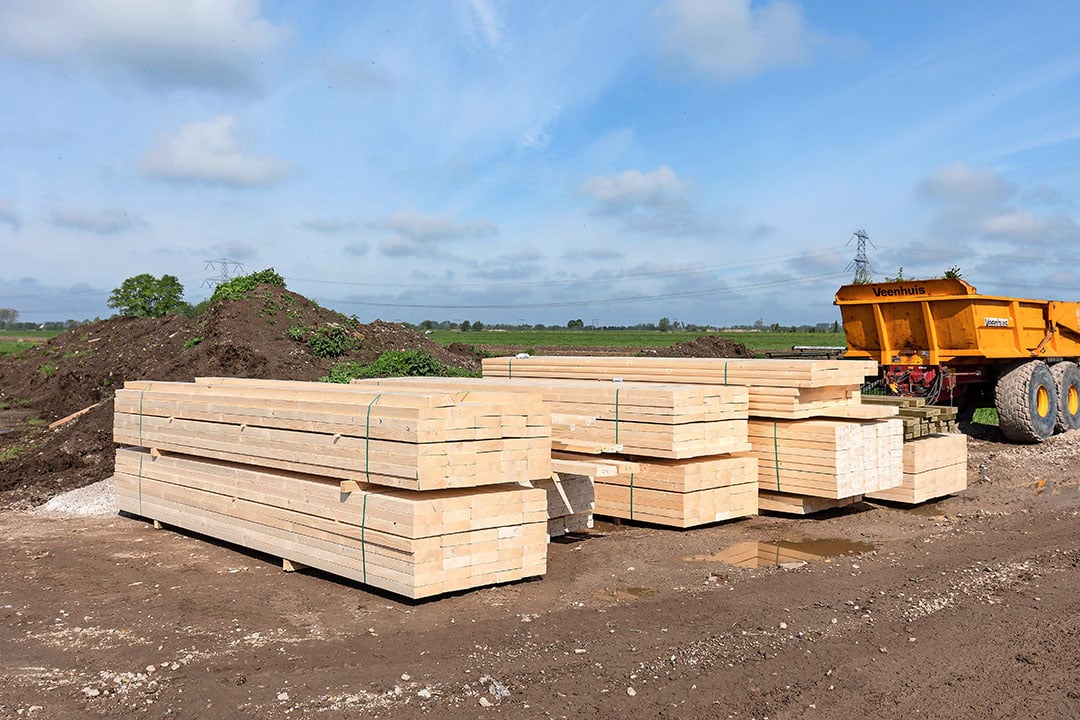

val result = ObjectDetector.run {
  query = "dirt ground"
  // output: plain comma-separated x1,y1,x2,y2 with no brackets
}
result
2,297,1078,719
1,429,1077,720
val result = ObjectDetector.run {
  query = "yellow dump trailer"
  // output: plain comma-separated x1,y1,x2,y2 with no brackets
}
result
836,279,1080,441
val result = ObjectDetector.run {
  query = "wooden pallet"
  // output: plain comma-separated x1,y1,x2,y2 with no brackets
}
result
113,447,548,599
868,433,968,504
747,418,903,498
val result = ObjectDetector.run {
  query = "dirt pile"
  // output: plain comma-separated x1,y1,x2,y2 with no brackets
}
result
640,335,752,358
0,285,476,509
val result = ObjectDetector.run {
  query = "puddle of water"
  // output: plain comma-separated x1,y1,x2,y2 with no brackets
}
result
904,503,950,518
685,539,876,568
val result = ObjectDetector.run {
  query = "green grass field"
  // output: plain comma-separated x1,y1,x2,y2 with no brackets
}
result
428,329,847,354
0,329,60,339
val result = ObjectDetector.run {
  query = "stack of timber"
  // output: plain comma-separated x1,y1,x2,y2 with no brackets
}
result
586,453,758,528
868,433,968,504
114,377,551,491
113,448,547,599
354,376,750,458
757,491,864,516
543,456,607,535
861,396,960,439
481,356,877,419
357,376,758,528
747,418,903,499
111,378,551,599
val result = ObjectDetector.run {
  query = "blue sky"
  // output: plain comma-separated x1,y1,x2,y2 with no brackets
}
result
1,0,1079,326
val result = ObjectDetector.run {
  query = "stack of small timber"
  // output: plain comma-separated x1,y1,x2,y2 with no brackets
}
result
868,433,968,504
481,357,902,515
112,378,550,599
355,376,758,528
482,356,876,418
861,395,959,439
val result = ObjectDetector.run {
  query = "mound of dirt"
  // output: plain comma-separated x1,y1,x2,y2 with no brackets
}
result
0,285,477,509
639,335,752,358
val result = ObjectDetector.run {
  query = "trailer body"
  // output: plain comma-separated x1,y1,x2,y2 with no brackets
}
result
835,279,1080,441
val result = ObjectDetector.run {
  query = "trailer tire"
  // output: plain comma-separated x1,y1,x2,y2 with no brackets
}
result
995,361,1057,442
1050,361,1080,432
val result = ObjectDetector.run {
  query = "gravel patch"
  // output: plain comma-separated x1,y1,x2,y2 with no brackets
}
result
34,478,116,517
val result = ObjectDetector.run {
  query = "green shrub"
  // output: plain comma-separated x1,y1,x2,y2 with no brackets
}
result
286,324,309,341
209,268,287,302
306,324,355,358
319,350,476,383
40,363,57,378
183,336,204,350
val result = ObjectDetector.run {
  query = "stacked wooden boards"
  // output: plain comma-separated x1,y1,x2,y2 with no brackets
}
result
868,433,968,504
481,357,903,510
112,378,551,599
355,375,750,458
861,396,960,439
482,356,877,419
354,377,758,528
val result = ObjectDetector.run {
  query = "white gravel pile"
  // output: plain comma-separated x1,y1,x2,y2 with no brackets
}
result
35,477,116,517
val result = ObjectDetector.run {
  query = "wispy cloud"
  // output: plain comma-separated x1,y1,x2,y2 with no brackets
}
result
0,198,20,230
581,166,712,236
51,207,148,235
140,115,288,187
377,211,497,257
658,0,822,82
461,0,505,51
301,218,358,234
0,0,286,93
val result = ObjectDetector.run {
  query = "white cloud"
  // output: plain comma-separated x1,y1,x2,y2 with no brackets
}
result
659,0,819,82
917,162,1080,249
140,115,287,187
301,218,357,234
51,207,147,235
461,0,505,51
581,166,688,210
0,198,20,230
581,166,712,236
0,0,285,93
376,211,496,258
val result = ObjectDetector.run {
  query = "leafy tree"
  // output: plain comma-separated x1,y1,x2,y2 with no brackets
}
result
107,274,186,317
0,308,17,327
832,320,840,333
657,317,671,332
567,319,585,329
472,320,485,331
885,267,906,282
459,320,472,332
943,266,963,279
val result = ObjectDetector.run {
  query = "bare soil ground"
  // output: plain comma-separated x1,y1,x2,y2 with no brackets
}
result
1,295,1078,719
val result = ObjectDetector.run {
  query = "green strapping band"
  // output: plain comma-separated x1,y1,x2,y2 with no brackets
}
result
364,394,383,483
628,472,635,520
138,389,145,447
773,422,781,491
724,361,729,385
614,387,620,444
508,359,513,379
360,494,369,585
138,453,144,516
775,543,781,566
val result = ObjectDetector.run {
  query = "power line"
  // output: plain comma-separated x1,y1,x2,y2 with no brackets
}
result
321,271,849,310
844,229,876,284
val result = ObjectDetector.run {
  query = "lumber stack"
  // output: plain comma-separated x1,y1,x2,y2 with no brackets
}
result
481,356,877,419
114,378,551,491
589,454,758,528
861,396,959,439
757,491,863,515
868,433,968,504
113,448,547,599
355,376,750,458
112,378,552,599
747,418,903,499
357,377,758,527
